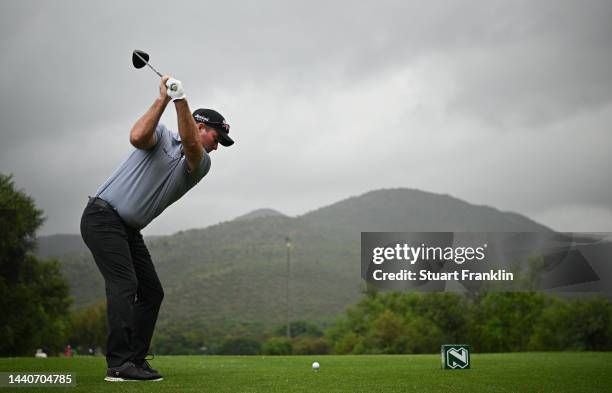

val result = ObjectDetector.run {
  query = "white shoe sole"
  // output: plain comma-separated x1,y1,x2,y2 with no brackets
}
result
104,376,163,382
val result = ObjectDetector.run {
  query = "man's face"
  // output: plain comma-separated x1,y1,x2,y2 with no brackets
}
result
199,124,219,153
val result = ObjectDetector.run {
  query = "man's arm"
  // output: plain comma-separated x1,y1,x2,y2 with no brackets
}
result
129,76,172,149
174,99,204,171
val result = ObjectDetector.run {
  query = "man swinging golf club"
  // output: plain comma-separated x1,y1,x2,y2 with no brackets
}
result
80,74,234,381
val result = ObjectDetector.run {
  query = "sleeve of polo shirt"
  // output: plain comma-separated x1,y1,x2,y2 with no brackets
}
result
184,151,211,185
154,123,166,144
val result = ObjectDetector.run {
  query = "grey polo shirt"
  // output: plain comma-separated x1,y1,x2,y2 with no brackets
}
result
95,123,211,230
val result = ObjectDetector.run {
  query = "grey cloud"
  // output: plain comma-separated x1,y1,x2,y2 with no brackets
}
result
1,0,611,235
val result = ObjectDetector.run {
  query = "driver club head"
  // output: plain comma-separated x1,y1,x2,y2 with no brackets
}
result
132,49,150,69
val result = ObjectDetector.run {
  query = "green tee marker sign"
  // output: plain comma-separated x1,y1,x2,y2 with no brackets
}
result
441,345,470,369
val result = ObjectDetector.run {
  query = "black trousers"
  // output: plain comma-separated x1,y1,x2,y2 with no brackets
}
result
80,198,164,368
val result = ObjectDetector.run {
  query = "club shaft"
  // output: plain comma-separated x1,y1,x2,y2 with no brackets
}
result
134,51,163,77
146,62,163,78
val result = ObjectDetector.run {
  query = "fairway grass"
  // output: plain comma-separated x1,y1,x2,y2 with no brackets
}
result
1,352,610,392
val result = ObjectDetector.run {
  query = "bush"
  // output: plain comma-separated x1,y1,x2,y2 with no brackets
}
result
69,302,107,351
529,297,612,351
261,337,292,355
293,337,330,355
402,315,445,354
469,292,548,352
569,297,612,350
331,331,360,354
370,309,409,354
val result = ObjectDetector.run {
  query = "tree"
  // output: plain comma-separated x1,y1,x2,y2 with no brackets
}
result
529,297,612,351
370,309,409,353
69,301,107,352
261,337,293,355
0,174,72,355
293,337,330,355
0,175,43,282
326,292,461,354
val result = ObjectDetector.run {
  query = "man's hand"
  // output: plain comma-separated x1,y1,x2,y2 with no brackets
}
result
159,75,172,104
165,77,186,101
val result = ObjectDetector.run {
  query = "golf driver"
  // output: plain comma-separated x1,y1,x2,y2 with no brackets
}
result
132,49,177,91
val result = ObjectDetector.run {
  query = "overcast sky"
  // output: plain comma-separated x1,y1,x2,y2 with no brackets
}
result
1,0,611,236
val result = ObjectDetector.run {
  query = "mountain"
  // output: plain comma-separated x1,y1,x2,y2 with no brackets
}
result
35,234,88,258
301,188,550,233
35,234,162,259
38,188,553,330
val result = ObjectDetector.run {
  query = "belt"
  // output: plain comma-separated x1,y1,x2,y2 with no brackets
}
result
87,197,135,230
88,197,116,212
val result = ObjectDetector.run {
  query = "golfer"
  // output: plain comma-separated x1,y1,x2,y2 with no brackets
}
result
80,76,233,382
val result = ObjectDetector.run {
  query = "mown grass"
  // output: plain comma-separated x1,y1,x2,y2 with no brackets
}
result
1,352,610,392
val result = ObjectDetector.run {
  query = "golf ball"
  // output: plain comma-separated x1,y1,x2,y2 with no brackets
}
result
312,361,320,370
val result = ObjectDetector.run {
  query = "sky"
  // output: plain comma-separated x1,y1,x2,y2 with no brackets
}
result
1,0,611,236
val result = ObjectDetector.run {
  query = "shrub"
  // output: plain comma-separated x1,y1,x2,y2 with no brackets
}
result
293,337,330,355
261,337,293,355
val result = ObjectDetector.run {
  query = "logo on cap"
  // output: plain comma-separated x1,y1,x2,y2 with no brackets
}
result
194,114,209,122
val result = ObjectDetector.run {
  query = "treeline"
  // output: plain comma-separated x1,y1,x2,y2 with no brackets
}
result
43,290,612,356
327,291,612,353
152,320,330,356
152,292,612,355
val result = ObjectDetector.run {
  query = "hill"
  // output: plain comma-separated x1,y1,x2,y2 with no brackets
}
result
35,234,88,259
233,208,286,221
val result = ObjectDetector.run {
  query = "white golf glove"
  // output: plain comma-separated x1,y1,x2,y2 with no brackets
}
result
166,78,186,101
